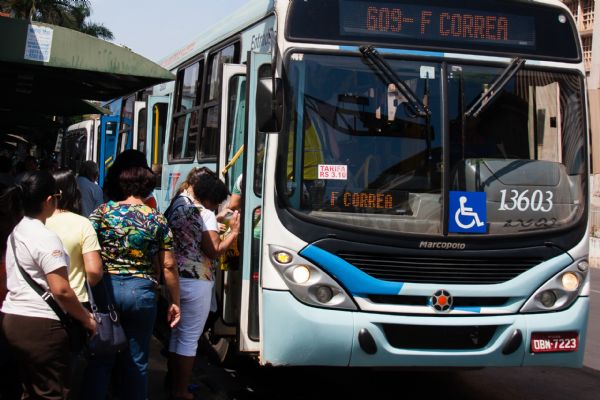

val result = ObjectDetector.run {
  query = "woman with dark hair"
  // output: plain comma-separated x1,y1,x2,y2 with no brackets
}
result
172,166,213,198
0,171,96,399
165,168,239,400
103,149,157,208
0,182,24,400
82,162,180,400
46,170,102,303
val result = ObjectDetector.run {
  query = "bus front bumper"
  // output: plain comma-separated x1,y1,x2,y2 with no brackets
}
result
261,290,589,368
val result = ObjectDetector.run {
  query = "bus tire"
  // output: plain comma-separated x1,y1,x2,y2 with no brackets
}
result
201,331,231,365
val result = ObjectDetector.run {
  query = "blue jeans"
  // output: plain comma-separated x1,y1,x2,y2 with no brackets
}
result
82,275,157,400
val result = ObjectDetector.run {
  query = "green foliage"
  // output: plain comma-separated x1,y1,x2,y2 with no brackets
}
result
0,0,113,40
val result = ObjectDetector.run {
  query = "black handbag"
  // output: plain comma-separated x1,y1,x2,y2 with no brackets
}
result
10,235,87,353
85,279,128,356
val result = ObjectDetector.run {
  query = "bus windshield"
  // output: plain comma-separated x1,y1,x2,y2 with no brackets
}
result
282,52,586,236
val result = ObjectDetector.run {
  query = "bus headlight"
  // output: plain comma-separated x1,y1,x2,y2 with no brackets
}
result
314,286,334,303
539,290,557,308
521,259,589,313
561,272,580,292
269,245,357,310
292,265,311,284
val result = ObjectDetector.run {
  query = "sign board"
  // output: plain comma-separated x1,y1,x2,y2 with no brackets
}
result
24,24,53,62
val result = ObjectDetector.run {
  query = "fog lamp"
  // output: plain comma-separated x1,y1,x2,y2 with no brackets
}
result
292,265,311,284
577,260,589,272
315,286,334,303
561,272,580,292
274,251,293,264
539,290,557,308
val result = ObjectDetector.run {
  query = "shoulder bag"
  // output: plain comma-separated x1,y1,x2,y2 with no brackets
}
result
10,235,87,353
85,279,128,356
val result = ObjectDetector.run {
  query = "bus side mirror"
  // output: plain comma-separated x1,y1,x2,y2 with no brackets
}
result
256,75,282,134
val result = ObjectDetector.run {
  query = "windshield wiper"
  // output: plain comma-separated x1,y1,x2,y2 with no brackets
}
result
359,45,430,118
464,57,525,119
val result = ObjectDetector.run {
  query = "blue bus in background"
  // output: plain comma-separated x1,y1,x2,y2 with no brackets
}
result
97,93,148,185
66,91,149,185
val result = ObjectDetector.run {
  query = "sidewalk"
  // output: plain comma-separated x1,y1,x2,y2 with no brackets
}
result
147,336,248,400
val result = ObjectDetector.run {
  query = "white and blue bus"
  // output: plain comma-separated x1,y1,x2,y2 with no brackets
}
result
66,92,149,184
63,118,101,173
150,0,591,368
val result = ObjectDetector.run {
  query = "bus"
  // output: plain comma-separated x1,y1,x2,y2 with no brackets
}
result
96,93,149,185
63,118,100,173
151,0,591,368
66,91,149,184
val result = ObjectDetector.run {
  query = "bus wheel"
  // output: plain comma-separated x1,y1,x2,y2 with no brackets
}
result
200,330,231,365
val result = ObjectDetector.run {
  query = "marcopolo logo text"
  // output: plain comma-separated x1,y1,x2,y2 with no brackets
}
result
419,241,466,250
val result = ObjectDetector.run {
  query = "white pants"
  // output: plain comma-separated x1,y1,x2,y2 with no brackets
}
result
169,278,214,357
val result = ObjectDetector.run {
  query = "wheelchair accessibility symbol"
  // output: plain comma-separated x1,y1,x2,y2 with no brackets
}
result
449,191,487,234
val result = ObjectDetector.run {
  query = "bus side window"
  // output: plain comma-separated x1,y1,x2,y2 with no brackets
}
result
119,95,135,153
225,75,246,193
170,60,203,161
152,103,168,189
199,42,240,161
137,107,147,154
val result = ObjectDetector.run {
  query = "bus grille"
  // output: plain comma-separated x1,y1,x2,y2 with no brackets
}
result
382,324,498,350
338,252,542,284
368,295,509,307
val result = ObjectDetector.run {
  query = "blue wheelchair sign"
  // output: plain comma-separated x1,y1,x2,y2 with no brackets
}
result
449,191,487,234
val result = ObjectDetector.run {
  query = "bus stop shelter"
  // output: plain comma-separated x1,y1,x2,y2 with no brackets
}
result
0,15,174,151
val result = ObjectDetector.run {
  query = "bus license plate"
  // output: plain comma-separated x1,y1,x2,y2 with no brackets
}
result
531,332,578,353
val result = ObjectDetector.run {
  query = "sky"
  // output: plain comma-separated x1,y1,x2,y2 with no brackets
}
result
90,0,251,63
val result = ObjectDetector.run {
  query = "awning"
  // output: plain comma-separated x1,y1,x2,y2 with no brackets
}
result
0,16,174,102
0,16,174,148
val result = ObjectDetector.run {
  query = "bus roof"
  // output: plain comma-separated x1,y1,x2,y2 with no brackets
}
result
158,0,275,71
67,118,99,133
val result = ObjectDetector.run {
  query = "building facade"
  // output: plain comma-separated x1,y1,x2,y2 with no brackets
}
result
563,1,600,262
562,1,599,176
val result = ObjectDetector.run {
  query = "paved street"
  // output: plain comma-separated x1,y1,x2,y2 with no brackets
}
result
148,268,600,400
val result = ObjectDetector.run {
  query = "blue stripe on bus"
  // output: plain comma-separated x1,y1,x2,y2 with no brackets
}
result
339,45,445,57
453,306,481,313
299,244,403,296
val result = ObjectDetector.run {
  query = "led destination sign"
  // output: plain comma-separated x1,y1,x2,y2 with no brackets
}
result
328,190,410,214
340,1,535,48
287,0,578,61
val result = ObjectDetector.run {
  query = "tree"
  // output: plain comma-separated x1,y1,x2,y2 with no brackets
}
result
64,3,113,40
0,0,113,40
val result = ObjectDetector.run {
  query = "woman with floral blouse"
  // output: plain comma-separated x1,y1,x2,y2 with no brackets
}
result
82,163,180,400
